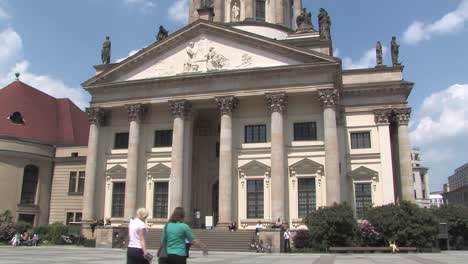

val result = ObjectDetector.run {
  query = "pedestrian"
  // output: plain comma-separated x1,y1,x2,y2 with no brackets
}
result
127,208,151,264
283,229,291,253
160,207,208,264
255,221,264,236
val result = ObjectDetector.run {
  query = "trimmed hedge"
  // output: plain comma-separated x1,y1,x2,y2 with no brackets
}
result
432,205,468,249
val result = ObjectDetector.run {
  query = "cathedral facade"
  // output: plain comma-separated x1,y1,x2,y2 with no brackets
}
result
77,0,415,230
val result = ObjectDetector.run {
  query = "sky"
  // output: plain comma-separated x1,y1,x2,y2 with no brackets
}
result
0,0,467,192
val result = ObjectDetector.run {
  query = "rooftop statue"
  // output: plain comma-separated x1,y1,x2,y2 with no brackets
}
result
101,36,111,65
318,8,331,40
391,36,401,66
156,25,169,41
376,41,383,66
296,8,314,32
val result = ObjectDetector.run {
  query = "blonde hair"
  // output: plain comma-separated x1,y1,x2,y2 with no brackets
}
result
136,208,149,220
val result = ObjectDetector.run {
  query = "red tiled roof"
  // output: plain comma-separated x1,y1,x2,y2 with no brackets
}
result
0,81,89,146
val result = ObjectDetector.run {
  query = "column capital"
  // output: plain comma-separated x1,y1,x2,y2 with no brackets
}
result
393,108,411,126
215,96,239,115
170,100,192,119
374,109,392,125
126,104,148,122
266,92,287,113
86,107,107,126
318,88,339,108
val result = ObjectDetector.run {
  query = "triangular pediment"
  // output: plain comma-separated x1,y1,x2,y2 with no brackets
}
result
349,166,379,181
106,165,126,179
83,20,338,87
289,158,323,175
147,163,171,179
239,160,270,177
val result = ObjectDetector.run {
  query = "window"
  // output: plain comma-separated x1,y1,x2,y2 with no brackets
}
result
20,165,39,205
420,174,425,184
414,190,417,199
68,171,85,194
153,182,169,218
154,130,173,147
71,152,79,157
354,183,372,219
66,212,82,225
294,122,317,141
350,132,371,149
298,178,316,218
114,132,129,149
255,0,266,21
247,180,264,218
111,182,125,218
18,214,35,226
245,125,266,143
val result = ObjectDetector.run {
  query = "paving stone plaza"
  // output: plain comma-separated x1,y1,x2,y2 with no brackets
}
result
0,247,467,264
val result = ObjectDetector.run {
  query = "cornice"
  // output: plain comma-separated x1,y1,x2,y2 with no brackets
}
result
342,81,413,98
342,65,404,75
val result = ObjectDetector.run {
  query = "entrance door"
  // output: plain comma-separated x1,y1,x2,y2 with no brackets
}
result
212,181,219,226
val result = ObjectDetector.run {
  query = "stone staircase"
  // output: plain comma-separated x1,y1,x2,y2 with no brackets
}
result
147,229,255,252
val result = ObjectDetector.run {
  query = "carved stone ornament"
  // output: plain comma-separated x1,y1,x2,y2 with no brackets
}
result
266,92,287,113
86,107,106,125
215,96,239,115
170,100,192,118
126,104,148,122
393,108,411,125
318,89,339,108
374,109,391,125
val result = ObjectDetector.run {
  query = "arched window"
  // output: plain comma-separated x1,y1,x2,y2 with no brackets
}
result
20,165,39,205
255,0,266,21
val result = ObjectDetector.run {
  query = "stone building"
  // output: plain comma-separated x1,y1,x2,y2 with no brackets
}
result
78,0,416,230
0,79,89,226
411,148,431,208
443,163,468,207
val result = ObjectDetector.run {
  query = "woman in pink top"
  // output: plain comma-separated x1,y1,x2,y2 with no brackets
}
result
127,208,150,264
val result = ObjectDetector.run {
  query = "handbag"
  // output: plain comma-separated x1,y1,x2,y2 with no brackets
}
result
157,224,168,264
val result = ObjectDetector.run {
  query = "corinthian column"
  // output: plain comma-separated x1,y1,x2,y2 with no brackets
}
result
169,100,191,214
318,89,341,205
394,108,415,202
124,104,147,219
215,96,238,226
374,110,395,204
266,92,287,222
83,108,106,224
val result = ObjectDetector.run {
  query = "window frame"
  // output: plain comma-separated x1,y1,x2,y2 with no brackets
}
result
255,0,266,21
114,132,129,149
111,182,126,218
293,122,317,141
297,177,317,218
20,165,39,205
153,181,169,219
354,182,372,219
246,179,264,219
154,130,173,147
68,171,85,195
244,124,267,144
350,131,371,149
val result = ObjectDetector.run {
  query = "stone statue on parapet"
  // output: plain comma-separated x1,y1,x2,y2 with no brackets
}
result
376,41,383,66
200,0,212,8
391,36,401,66
157,25,169,41
318,8,331,40
296,8,314,32
101,36,111,64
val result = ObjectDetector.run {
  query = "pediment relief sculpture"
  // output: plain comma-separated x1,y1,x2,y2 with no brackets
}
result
349,166,379,181
106,165,126,180
238,160,270,177
147,163,171,179
289,158,324,176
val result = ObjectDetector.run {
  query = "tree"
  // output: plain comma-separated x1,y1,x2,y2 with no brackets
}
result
366,201,438,249
304,203,358,251
432,205,468,249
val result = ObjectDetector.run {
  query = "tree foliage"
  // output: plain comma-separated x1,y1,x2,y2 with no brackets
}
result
292,229,311,249
432,205,468,249
304,203,358,251
366,201,438,248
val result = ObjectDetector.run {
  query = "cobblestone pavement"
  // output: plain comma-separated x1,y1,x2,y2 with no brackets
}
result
0,246,467,264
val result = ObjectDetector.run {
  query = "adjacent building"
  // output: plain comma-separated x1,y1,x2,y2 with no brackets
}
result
0,79,89,226
430,191,444,208
411,148,431,208
443,163,468,207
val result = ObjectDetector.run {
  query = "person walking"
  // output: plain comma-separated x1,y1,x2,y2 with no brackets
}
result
161,207,208,264
283,229,291,253
127,208,151,264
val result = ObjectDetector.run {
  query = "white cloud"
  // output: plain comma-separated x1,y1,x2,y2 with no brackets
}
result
116,49,141,63
402,0,468,45
0,28,90,109
168,0,189,24
410,84,468,145
0,1,10,20
123,0,156,9
342,46,388,70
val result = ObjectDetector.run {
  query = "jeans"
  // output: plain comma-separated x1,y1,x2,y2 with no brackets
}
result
127,247,149,264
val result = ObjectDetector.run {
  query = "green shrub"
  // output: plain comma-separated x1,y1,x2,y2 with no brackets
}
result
0,210,13,223
34,223,69,244
366,201,438,249
304,203,358,251
0,222,15,242
358,220,385,246
15,221,32,234
292,230,311,249
432,205,468,250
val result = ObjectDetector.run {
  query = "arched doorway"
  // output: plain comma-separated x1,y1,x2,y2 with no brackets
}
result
212,181,219,226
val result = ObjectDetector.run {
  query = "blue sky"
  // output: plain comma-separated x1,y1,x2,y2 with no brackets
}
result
1,0,467,192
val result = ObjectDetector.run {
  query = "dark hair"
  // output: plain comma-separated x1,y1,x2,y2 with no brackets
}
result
169,207,185,223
